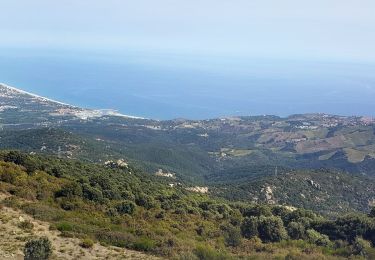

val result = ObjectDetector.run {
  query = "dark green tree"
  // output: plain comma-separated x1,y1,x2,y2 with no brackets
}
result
369,207,375,218
287,221,306,240
24,237,52,260
115,200,136,215
55,182,83,198
240,217,259,239
82,183,103,202
258,216,287,242
243,205,272,217
306,229,331,246
223,225,242,247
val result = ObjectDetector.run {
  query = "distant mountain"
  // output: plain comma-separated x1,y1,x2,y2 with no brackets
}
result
211,166,375,216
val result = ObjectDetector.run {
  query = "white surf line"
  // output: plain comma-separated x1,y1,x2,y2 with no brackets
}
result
0,83,75,107
0,83,145,119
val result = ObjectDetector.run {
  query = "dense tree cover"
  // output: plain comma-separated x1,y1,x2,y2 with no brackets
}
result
213,167,375,216
3,127,375,217
1,151,375,259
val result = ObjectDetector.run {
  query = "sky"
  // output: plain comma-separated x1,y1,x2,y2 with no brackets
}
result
1,0,375,63
0,1,375,119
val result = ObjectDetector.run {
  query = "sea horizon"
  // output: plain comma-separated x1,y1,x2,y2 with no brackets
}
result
1,49,375,120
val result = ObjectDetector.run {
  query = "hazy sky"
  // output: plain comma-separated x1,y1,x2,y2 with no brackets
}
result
1,0,375,62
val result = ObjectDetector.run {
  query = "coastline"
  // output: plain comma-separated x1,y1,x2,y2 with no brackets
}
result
0,83,145,120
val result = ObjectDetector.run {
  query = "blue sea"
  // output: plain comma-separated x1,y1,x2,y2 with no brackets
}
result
1,48,375,119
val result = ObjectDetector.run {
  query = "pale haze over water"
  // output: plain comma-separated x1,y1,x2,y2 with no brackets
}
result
1,1,375,119
1,50,375,119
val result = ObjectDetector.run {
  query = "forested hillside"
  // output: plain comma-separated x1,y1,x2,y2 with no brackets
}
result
2,84,375,259
211,166,375,216
1,151,375,259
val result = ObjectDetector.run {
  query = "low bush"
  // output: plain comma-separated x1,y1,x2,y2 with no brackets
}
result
241,216,259,239
258,216,287,242
193,245,229,260
95,230,136,248
287,221,305,240
306,229,331,247
80,238,94,248
56,222,74,232
223,225,242,247
24,236,52,260
115,200,136,215
18,220,34,231
133,237,156,252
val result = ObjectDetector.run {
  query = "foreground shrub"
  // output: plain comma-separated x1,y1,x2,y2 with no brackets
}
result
351,236,375,258
95,230,136,248
135,194,156,209
22,203,65,222
55,182,82,198
115,200,136,215
317,214,375,243
223,225,242,247
243,205,272,217
18,220,34,231
56,222,74,232
241,216,259,239
133,237,156,252
258,216,287,242
24,237,52,260
306,229,331,246
80,238,94,248
82,183,103,202
193,245,229,260
287,221,305,240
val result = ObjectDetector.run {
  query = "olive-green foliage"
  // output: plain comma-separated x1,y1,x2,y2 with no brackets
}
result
287,222,306,240
56,222,74,232
24,237,52,260
18,220,34,231
81,183,103,202
2,151,375,258
316,214,375,243
56,182,83,198
240,217,259,239
193,245,229,260
352,236,375,258
284,209,319,225
80,238,94,248
369,207,375,218
133,237,156,252
95,231,136,248
306,229,331,247
115,200,136,215
243,204,272,217
241,216,288,242
222,225,242,247
272,206,290,219
258,216,288,242
135,193,156,209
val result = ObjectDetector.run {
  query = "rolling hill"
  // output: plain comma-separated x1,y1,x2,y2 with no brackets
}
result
3,83,375,258
1,83,375,214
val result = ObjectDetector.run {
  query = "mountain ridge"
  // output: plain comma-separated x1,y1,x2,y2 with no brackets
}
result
1,82,375,178
2,82,375,214
2,83,375,258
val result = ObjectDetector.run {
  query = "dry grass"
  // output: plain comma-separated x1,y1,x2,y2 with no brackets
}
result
0,193,159,260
